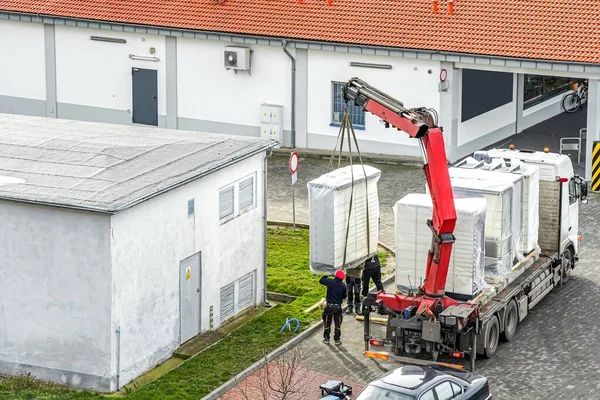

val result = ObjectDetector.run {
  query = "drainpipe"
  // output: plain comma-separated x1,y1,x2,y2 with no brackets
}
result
263,149,273,307
282,40,296,148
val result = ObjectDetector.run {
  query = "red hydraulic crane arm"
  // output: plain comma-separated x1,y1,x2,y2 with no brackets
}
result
343,78,457,297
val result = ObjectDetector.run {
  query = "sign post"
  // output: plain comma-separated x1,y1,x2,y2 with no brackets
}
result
289,152,299,230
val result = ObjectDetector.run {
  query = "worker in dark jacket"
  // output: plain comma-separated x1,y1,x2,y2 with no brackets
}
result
345,266,362,315
361,254,384,297
319,270,347,345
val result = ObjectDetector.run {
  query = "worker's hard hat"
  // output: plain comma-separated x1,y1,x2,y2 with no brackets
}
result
335,270,346,280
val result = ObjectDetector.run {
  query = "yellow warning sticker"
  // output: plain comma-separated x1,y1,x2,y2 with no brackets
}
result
185,267,191,280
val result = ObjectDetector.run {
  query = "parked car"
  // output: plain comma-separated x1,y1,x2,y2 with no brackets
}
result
354,364,492,400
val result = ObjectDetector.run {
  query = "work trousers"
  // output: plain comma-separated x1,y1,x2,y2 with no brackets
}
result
345,277,361,307
362,266,384,296
322,304,343,341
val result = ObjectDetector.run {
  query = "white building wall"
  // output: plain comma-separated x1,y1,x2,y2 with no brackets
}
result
0,201,112,390
54,25,167,123
177,38,291,136
457,72,517,147
0,20,46,100
109,153,265,386
306,50,441,156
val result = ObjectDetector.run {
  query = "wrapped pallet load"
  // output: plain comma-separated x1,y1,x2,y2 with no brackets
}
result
444,176,516,284
394,194,487,300
307,165,381,274
452,157,540,255
448,167,526,263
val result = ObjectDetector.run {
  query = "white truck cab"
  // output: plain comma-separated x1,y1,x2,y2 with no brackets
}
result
483,148,588,263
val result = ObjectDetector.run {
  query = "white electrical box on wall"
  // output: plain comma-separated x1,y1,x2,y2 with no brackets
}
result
259,103,283,147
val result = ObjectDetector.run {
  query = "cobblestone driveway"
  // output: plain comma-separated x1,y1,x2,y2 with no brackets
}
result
266,154,600,400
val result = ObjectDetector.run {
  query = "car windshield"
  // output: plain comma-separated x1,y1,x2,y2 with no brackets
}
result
355,384,416,400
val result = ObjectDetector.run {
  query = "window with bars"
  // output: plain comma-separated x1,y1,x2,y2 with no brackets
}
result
331,81,365,128
218,172,256,225
239,176,254,212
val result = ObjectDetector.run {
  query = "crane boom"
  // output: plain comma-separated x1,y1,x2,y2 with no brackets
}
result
343,78,457,298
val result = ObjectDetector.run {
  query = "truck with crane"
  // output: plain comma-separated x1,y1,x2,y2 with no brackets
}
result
339,78,589,371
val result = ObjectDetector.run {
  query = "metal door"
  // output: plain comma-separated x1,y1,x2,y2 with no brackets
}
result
180,252,201,344
132,68,158,126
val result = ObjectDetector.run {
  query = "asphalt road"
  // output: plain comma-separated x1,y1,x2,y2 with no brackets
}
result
267,153,600,400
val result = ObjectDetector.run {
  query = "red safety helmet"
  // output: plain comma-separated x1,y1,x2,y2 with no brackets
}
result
335,270,346,280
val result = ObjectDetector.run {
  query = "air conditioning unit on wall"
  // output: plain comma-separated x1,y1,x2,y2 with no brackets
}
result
224,46,252,75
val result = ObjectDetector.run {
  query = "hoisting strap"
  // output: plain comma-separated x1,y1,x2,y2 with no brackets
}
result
325,105,371,270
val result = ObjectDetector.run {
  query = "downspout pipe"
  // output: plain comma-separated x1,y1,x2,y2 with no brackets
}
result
282,40,296,148
263,148,273,307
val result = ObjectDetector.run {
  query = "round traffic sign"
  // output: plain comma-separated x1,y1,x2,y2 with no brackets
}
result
289,152,299,174
439,68,448,82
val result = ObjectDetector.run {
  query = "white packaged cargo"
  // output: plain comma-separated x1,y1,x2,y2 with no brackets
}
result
308,165,381,274
448,167,525,262
394,194,487,299
453,156,540,254
502,160,540,254
447,176,515,283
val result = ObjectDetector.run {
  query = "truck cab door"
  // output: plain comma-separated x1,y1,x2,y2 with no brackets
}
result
567,178,579,253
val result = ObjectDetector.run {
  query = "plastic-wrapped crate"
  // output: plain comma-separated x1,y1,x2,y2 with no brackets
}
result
448,167,525,262
446,176,515,283
499,160,540,254
394,194,487,299
307,165,380,274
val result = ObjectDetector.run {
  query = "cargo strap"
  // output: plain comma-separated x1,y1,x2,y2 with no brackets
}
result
326,105,371,269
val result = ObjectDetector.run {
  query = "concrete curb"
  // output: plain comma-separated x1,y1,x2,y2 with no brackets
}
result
271,147,422,168
267,220,310,229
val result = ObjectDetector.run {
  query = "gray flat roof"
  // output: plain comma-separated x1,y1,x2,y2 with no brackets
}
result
0,114,276,213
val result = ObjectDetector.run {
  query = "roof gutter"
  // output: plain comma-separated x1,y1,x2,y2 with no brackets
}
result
282,40,296,148
0,141,277,214
3,11,599,67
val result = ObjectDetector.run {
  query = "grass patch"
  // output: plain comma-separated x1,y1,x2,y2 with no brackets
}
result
267,227,392,297
0,372,103,399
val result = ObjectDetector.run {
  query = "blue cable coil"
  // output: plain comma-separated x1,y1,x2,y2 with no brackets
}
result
280,318,300,333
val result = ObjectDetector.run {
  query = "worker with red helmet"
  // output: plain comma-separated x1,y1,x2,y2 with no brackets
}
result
319,270,348,346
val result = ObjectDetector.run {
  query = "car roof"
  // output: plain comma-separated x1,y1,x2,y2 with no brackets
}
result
370,364,478,395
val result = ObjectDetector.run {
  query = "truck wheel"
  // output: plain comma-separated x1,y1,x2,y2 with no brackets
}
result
500,300,518,342
562,248,574,284
483,315,499,359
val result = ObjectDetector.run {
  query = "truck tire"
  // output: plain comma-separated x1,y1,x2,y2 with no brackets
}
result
483,315,499,359
500,300,518,342
562,248,574,284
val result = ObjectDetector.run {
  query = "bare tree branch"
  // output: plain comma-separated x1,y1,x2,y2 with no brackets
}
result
235,346,315,400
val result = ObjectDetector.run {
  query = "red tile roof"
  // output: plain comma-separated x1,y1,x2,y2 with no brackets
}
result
1,0,599,64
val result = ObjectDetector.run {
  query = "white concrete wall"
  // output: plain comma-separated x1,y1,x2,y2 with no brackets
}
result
306,50,441,155
457,72,517,147
0,201,112,388
177,38,291,130
109,153,265,386
54,25,166,114
0,20,46,100
522,93,566,131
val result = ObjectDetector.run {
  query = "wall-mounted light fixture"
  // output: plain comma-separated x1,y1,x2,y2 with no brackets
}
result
90,36,126,44
129,54,160,62
349,62,393,70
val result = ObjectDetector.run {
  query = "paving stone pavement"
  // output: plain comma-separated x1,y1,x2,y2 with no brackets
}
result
267,154,600,400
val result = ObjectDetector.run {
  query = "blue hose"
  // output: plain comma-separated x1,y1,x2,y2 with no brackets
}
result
280,318,300,333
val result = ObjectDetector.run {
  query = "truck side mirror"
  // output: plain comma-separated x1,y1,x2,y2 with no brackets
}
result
574,175,588,204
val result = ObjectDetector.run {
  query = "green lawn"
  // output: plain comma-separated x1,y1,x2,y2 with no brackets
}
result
0,227,391,400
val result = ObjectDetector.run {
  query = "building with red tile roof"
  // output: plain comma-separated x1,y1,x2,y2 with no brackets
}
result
1,0,599,178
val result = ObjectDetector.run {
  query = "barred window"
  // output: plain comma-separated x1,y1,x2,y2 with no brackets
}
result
332,81,365,127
